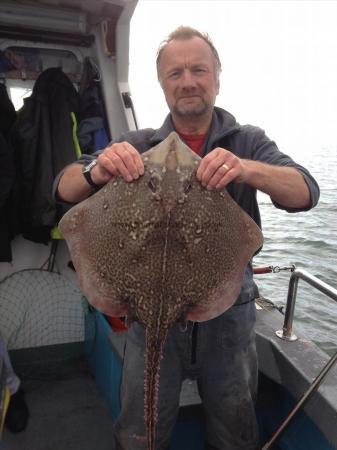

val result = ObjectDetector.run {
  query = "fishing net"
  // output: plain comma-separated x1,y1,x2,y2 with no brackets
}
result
0,269,84,350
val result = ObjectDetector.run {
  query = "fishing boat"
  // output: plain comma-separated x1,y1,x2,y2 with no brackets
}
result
0,1,336,449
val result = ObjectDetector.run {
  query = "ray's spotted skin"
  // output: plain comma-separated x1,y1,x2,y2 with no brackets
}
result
59,132,263,450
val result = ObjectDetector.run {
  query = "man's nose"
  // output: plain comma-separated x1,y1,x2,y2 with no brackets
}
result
181,69,197,88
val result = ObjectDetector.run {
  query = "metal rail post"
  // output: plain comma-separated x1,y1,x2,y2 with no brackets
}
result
276,268,337,341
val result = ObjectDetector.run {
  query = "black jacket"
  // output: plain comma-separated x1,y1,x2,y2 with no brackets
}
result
11,68,79,244
0,84,16,261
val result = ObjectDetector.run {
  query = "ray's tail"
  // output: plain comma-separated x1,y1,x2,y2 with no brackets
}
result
144,328,168,450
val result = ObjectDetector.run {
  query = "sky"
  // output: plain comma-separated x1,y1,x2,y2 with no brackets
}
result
129,0,337,160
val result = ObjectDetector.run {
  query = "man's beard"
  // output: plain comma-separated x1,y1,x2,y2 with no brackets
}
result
172,96,211,118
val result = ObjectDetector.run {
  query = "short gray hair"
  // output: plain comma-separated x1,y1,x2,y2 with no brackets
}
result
156,26,222,80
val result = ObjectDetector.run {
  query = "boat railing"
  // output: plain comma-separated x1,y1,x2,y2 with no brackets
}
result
260,266,337,449
276,266,337,342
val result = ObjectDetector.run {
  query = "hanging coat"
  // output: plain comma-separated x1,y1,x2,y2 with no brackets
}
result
10,68,79,244
77,57,110,154
0,84,17,262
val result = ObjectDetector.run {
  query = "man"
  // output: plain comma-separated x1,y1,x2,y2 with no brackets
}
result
55,27,319,450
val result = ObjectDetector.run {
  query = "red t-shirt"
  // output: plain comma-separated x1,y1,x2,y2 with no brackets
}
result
179,132,207,155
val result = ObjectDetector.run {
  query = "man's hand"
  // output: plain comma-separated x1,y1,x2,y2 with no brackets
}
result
92,142,144,185
57,142,144,203
196,147,245,190
196,146,311,209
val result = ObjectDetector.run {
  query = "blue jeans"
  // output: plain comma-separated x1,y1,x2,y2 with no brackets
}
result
113,300,259,450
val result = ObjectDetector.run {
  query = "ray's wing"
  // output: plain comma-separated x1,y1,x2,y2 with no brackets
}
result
59,175,162,317
168,177,263,322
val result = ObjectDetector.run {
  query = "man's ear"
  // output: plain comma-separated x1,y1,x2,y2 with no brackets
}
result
216,76,220,95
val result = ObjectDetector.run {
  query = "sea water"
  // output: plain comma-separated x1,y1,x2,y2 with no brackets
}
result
254,146,337,356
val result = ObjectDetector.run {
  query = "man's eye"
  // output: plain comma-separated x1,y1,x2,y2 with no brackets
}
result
193,67,206,74
168,71,180,79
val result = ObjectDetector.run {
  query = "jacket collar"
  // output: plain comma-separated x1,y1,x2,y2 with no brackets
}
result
149,106,241,152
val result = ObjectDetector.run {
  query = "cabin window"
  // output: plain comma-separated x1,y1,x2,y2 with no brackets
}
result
1,45,82,110
9,86,32,110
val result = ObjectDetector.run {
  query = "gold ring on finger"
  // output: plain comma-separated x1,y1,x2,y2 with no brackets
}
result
222,163,229,171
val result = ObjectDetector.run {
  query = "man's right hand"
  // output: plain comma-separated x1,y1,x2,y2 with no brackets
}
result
93,141,144,185
56,142,144,203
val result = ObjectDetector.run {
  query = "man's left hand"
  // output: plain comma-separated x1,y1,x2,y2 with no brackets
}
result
196,147,245,190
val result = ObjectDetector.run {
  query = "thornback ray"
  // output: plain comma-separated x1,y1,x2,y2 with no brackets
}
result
59,131,263,450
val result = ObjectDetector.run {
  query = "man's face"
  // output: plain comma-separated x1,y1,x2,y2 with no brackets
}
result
158,36,220,120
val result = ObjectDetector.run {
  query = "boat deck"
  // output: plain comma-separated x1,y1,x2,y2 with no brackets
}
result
1,357,115,450
2,304,337,450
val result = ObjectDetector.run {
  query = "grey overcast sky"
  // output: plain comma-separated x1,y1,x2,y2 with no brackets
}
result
129,0,337,159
